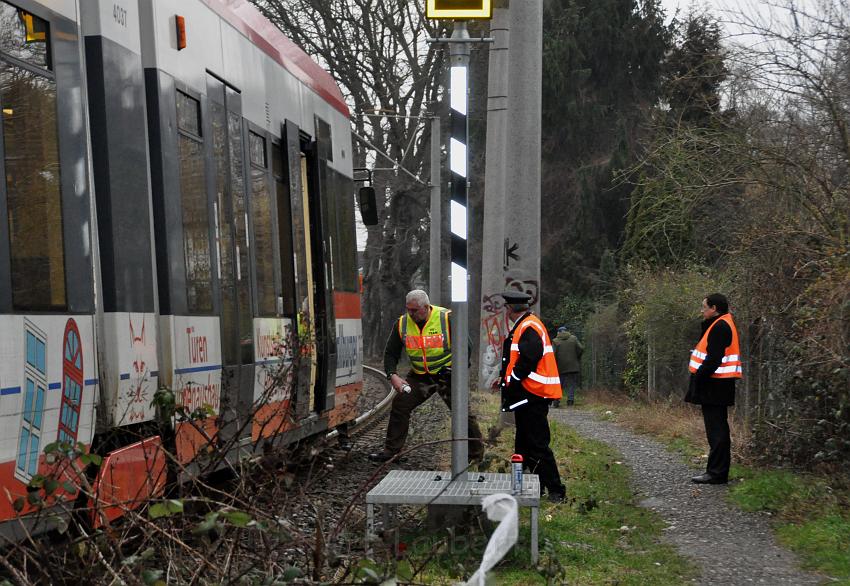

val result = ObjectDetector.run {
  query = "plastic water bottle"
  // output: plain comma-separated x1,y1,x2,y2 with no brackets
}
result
511,454,523,494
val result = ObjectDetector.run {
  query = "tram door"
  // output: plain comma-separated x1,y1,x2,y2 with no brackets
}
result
282,121,334,417
206,75,254,426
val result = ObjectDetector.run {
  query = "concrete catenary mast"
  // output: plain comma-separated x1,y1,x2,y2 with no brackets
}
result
479,0,543,390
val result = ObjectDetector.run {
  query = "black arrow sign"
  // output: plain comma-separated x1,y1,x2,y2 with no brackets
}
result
504,239,520,269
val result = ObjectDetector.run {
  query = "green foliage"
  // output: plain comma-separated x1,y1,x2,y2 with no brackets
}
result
663,11,728,124
543,0,672,158
141,568,165,586
541,0,674,299
621,12,736,267
621,265,725,397
542,293,594,338
583,301,628,390
621,123,746,267
741,247,850,469
353,559,385,583
279,566,304,582
152,386,177,421
148,499,184,519
121,547,155,568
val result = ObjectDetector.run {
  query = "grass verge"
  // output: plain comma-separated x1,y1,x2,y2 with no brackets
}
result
728,465,850,581
581,388,850,583
393,393,696,585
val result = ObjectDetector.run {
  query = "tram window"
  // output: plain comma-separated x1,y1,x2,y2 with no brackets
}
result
176,90,212,313
273,142,295,316
334,174,359,292
1,62,66,310
324,169,358,293
249,131,275,316
0,3,50,70
227,109,252,363
315,116,332,162
176,91,201,136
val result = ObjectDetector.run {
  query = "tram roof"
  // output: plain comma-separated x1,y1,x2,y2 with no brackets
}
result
202,0,349,118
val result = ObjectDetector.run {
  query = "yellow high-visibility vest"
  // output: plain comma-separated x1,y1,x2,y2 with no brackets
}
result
398,305,452,374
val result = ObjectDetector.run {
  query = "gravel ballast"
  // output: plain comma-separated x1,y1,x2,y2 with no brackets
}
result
551,408,825,585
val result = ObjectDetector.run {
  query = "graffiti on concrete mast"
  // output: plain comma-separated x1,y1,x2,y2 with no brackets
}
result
479,276,539,390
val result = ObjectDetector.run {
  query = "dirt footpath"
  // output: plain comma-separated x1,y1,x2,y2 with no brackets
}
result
550,408,826,585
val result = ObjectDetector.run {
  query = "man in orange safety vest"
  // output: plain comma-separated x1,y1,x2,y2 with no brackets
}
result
498,290,566,502
685,293,743,484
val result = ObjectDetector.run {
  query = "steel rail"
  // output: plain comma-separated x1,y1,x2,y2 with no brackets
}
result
325,365,396,440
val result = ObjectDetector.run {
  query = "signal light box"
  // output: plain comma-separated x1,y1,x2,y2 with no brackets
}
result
426,0,492,19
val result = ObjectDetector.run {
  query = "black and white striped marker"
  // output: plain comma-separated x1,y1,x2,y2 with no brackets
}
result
450,65,468,302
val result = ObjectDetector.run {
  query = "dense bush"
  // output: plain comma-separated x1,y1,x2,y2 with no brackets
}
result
620,265,727,399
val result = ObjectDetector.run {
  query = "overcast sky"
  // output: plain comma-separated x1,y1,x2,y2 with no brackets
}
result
660,0,693,20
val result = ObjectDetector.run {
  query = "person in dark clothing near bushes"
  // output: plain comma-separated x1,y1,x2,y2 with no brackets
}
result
685,293,743,484
553,326,583,407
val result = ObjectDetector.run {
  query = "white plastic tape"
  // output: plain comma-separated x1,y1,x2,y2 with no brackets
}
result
464,493,519,585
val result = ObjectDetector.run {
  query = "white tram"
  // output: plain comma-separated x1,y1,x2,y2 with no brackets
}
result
0,0,363,536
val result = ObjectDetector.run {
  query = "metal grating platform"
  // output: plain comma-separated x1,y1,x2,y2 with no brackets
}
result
365,470,541,562
366,470,540,505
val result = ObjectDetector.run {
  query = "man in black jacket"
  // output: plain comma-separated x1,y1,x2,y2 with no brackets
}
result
685,293,742,484
498,290,566,502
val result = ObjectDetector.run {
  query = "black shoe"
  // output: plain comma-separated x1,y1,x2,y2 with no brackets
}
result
551,400,561,409
547,491,566,503
337,437,353,451
368,451,400,463
567,399,574,406
691,473,727,485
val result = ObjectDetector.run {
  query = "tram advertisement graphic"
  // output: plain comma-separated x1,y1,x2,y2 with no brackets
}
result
172,316,222,416
254,318,293,404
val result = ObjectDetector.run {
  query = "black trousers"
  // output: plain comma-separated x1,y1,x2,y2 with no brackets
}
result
384,371,483,458
702,404,731,480
513,399,565,495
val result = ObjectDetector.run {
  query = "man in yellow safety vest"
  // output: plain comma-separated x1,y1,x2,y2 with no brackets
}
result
368,289,484,463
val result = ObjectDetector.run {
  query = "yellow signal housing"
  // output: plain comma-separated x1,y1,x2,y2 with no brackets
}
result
20,11,48,42
426,0,492,20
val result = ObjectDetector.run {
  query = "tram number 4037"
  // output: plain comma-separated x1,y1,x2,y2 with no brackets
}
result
113,4,128,27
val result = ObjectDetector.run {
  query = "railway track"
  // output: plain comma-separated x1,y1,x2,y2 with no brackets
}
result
325,365,396,446
274,366,453,573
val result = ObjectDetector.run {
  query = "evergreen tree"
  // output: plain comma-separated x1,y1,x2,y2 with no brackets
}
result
664,12,728,125
621,12,737,267
540,0,672,304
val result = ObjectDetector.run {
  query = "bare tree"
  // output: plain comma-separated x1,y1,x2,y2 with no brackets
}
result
252,0,449,358
616,0,850,465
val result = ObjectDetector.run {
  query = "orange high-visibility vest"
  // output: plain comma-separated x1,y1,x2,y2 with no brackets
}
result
688,314,743,379
504,314,562,399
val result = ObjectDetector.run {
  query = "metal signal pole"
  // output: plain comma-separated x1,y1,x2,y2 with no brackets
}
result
429,116,441,306
448,22,471,477
427,2,492,478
